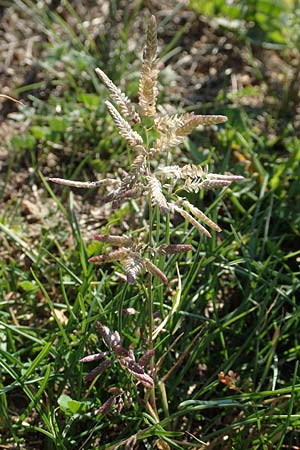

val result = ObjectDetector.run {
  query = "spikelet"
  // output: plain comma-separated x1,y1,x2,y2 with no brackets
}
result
113,154,146,206
95,68,140,124
203,173,244,189
151,113,227,154
147,175,169,215
156,165,183,181
138,348,155,368
171,203,211,237
105,101,145,151
120,357,154,388
156,164,206,191
181,166,244,192
154,113,188,133
131,153,147,173
89,249,130,264
96,321,121,348
181,164,206,179
47,177,119,188
156,244,193,255
179,198,221,233
80,352,109,363
95,396,116,416
138,15,158,117
93,234,133,247
123,254,144,284
85,360,112,382
177,113,227,135
143,258,168,284
155,164,242,194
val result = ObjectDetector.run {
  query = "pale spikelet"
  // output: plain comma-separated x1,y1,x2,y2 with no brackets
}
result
80,352,109,363
105,101,145,150
181,164,206,179
154,113,187,133
47,177,119,188
156,164,208,191
177,113,227,135
171,204,211,237
93,234,133,247
156,165,183,180
143,15,157,62
123,254,144,284
156,244,193,255
197,179,233,190
207,173,245,183
154,114,173,133
88,248,130,263
147,175,169,215
131,153,147,172
182,169,244,192
154,112,206,138
143,258,168,284
138,15,158,117
180,199,222,232
152,113,227,154
157,163,236,194
178,164,228,192
95,68,140,124
138,60,159,117
212,174,244,180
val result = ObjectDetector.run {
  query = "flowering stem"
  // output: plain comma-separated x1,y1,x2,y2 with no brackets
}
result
147,191,154,350
144,125,157,415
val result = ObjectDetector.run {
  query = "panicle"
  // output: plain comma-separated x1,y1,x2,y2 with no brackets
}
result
82,323,154,392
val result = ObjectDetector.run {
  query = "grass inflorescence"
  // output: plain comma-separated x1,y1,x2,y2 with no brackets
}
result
1,2,300,449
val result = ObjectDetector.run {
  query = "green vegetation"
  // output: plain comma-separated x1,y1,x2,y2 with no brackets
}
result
1,1,299,449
